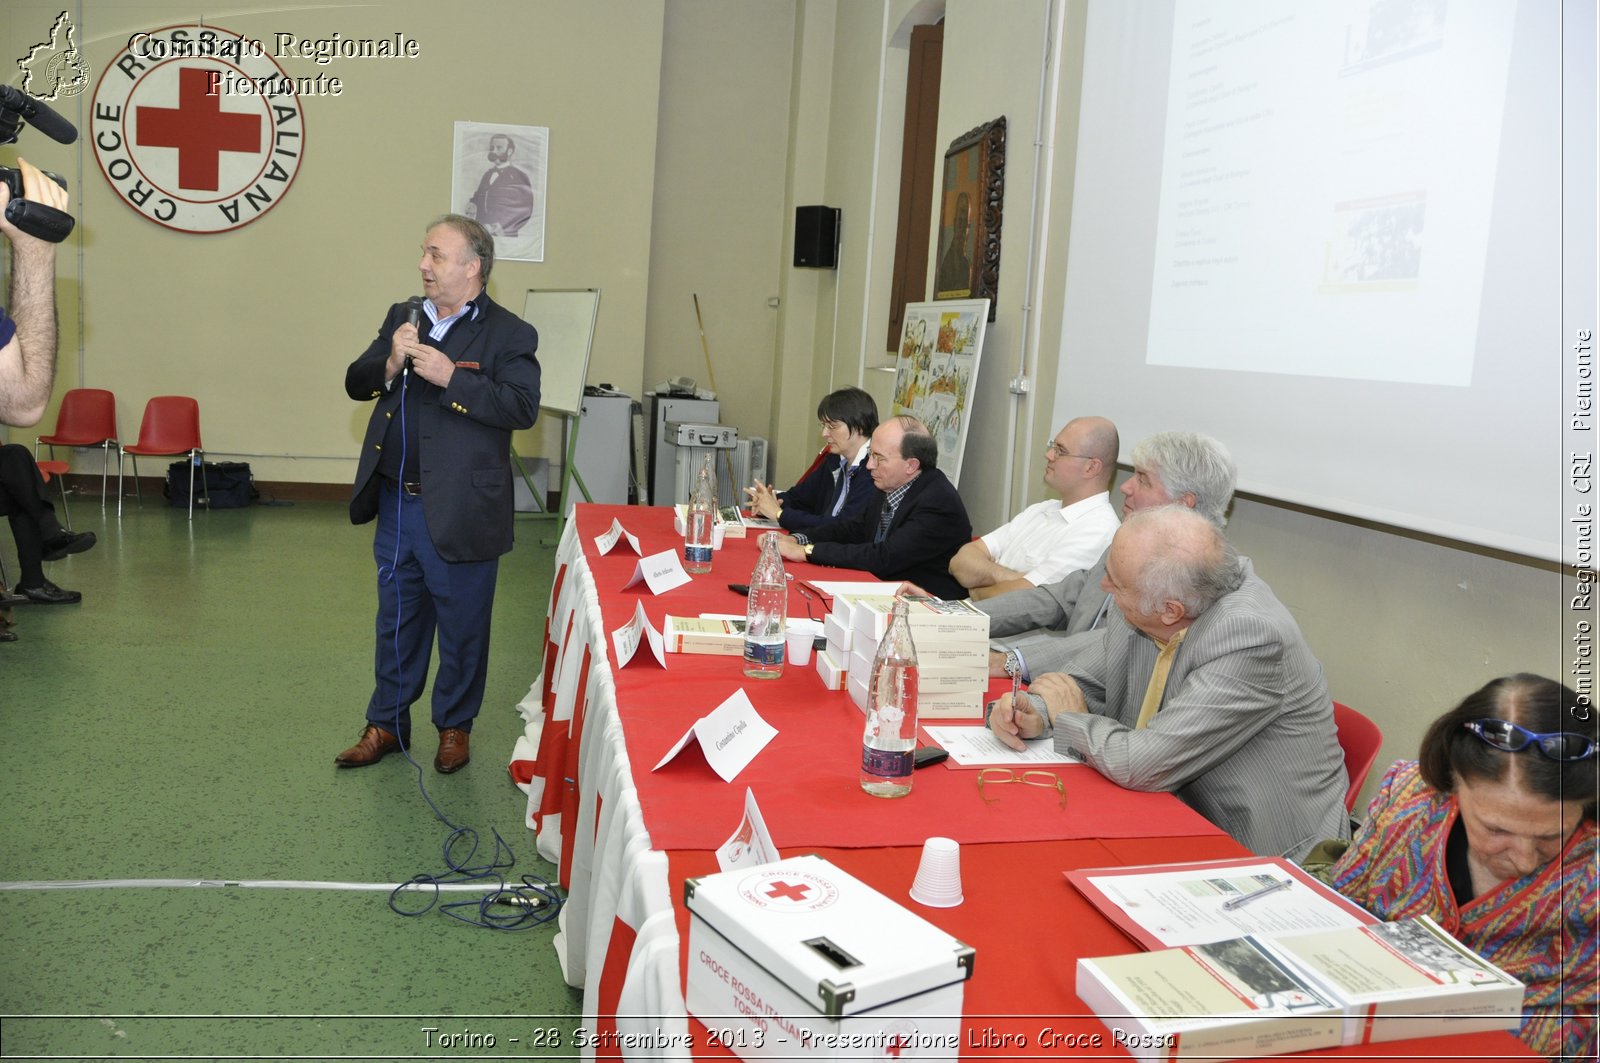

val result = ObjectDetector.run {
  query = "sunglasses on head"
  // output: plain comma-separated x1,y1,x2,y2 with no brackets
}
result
1462,719,1597,761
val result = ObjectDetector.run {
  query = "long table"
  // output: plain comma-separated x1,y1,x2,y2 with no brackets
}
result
524,504,1532,1061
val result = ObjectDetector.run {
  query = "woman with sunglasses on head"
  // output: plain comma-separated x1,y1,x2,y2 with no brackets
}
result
745,387,878,531
1326,674,1596,1060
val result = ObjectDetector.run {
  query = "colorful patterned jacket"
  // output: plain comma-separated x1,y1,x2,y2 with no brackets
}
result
1331,760,1596,1060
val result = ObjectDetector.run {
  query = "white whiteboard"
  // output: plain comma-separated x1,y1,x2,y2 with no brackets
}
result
521,288,600,416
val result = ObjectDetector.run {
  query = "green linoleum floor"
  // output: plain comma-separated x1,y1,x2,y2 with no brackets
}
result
1,495,583,1058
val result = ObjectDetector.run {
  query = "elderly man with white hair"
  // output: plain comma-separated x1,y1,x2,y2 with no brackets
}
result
986,505,1349,859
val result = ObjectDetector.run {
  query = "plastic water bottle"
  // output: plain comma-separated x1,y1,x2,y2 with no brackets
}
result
742,532,787,679
684,453,716,574
860,597,919,798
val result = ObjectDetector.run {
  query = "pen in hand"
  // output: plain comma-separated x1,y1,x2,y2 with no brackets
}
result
1221,877,1291,911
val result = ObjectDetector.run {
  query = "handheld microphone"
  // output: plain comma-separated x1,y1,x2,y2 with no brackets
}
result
403,296,423,373
0,85,79,145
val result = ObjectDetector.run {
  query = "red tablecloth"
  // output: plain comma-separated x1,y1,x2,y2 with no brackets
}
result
529,506,1533,1062
576,505,1224,850
668,840,1535,1061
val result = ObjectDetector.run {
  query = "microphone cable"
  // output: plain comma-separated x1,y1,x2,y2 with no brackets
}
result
375,328,561,931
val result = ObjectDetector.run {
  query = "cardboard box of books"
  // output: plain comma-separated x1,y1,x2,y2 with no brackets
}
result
685,855,973,1061
849,596,989,645
822,614,849,657
814,647,846,691
846,650,984,719
848,626,988,670
1075,916,1522,1061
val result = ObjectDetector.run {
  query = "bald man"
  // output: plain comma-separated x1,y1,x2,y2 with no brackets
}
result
986,505,1349,859
949,416,1120,601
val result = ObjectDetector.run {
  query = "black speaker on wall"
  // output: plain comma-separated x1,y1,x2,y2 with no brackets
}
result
794,205,840,269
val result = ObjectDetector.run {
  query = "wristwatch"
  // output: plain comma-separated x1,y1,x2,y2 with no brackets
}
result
803,544,814,559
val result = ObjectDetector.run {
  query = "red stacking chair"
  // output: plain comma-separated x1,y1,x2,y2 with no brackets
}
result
119,396,207,520
36,387,119,507
1333,701,1384,814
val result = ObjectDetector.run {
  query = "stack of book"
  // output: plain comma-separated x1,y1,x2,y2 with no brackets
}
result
815,592,988,717
1068,857,1526,1061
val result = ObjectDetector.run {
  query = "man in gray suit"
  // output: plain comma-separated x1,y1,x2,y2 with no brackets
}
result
982,431,1236,680
986,506,1349,859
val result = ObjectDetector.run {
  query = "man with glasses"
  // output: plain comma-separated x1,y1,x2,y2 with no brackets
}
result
985,505,1349,860
778,415,971,599
980,431,1236,681
948,416,1119,601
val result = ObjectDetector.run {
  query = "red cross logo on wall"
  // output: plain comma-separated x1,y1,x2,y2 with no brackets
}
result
764,880,811,902
136,66,260,191
883,1034,912,1058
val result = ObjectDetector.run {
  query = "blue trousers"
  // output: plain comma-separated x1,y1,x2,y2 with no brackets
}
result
366,485,500,741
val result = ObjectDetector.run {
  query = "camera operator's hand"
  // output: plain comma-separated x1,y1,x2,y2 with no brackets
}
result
0,158,67,426
0,157,69,250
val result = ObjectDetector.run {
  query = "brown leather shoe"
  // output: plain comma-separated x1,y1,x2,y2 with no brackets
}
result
434,728,470,774
334,725,401,767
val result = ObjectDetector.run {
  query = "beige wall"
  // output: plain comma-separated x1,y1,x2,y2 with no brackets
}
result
646,0,794,464
13,0,666,482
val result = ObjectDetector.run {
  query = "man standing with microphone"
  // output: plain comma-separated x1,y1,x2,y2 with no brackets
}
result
337,214,540,774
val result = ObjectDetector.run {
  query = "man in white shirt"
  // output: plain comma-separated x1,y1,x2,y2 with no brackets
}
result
948,416,1120,601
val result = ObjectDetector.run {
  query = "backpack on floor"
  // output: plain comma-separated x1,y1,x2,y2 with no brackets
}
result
165,460,258,509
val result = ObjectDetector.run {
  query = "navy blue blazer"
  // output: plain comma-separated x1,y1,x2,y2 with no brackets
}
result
802,468,971,599
778,451,873,531
346,292,540,562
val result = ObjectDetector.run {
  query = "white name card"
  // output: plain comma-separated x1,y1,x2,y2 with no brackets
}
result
594,518,643,556
623,549,692,596
652,688,777,783
716,787,781,871
611,601,667,669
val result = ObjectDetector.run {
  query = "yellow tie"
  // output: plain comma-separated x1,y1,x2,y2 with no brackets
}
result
1133,628,1188,729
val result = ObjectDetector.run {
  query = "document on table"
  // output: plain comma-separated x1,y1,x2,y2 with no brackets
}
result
1066,857,1376,950
924,725,1080,766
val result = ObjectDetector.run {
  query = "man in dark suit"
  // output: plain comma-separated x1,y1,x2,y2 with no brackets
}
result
778,415,971,599
336,214,541,774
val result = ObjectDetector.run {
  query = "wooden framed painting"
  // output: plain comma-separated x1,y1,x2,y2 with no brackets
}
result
932,116,1006,319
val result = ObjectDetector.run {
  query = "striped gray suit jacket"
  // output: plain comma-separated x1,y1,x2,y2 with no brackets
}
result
1044,558,1350,860
972,547,1113,646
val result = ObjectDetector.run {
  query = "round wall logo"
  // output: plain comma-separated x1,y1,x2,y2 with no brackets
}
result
91,25,304,234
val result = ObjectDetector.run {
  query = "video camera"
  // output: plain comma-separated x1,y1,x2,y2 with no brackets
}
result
0,84,78,243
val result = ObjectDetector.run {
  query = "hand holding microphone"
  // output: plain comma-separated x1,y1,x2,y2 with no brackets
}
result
394,296,455,388
403,296,423,373
389,296,423,379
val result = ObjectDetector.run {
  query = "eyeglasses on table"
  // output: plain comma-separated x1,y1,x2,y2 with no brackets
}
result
977,768,1066,809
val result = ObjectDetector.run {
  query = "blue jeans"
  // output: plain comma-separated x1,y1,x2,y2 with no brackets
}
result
366,484,499,742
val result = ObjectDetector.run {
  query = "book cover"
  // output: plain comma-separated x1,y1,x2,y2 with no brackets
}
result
1076,935,1344,1062
662,616,746,656
1260,916,1524,1045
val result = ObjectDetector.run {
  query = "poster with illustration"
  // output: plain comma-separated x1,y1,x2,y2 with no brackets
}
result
890,299,989,486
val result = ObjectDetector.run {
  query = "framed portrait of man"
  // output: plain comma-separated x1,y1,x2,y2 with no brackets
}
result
452,121,549,263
